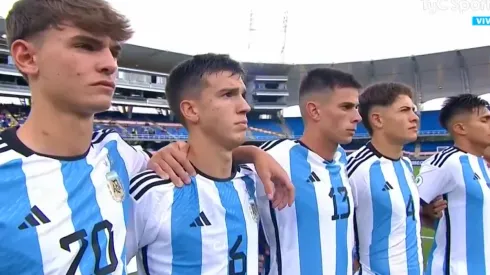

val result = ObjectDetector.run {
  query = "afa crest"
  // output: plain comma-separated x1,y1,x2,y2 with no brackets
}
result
415,175,423,186
106,171,125,202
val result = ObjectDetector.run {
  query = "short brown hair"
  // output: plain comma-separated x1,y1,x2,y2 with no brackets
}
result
6,0,133,49
359,82,414,135
166,53,245,126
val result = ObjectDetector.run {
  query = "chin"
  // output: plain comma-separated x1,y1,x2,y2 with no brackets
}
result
338,136,353,145
90,101,112,113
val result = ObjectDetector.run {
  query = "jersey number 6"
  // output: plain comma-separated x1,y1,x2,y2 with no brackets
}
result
229,235,247,275
59,220,118,275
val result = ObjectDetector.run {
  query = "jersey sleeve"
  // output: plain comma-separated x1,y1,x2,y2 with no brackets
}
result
92,130,152,177
346,155,364,209
416,160,455,204
126,170,173,260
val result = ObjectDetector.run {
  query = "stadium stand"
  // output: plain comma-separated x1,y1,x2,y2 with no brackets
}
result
0,103,452,157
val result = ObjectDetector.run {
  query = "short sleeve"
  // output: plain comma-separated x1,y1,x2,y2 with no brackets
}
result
416,161,455,204
125,170,173,260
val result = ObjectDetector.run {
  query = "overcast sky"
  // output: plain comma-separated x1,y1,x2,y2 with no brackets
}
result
2,0,490,64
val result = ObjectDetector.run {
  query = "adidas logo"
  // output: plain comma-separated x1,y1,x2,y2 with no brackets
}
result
190,211,211,227
382,181,394,191
307,172,320,183
18,206,51,230
473,173,481,181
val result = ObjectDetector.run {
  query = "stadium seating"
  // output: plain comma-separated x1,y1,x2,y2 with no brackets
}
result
0,104,453,155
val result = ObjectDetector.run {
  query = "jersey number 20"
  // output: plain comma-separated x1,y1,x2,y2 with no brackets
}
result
329,187,351,220
59,220,117,275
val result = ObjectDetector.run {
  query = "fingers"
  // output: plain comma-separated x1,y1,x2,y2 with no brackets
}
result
148,161,169,180
171,149,196,177
261,177,275,201
159,160,184,187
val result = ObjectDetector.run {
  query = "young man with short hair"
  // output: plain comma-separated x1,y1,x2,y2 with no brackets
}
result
347,82,424,274
126,54,293,275
418,94,490,274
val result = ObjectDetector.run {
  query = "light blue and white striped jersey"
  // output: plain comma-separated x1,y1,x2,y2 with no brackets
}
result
0,127,150,275
257,139,355,275
126,164,259,275
417,146,490,275
346,142,423,275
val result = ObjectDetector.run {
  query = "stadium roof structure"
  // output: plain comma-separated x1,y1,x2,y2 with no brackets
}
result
1,17,490,106
119,43,292,76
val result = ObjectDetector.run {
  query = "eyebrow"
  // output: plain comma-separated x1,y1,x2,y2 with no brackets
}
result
69,34,122,55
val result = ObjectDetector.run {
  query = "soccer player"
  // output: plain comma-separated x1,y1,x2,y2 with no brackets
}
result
417,94,490,274
346,83,424,274
255,68,360,275
0,1,292,274
126,54,291,274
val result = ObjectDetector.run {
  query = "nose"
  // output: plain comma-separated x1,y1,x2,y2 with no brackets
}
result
410,110,420,123
238,96,251,114
352,109,362,123
96,48,118,76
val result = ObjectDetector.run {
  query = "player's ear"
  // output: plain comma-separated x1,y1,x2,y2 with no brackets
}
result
369,110,383,130
180,99,199,124
305,101,321,122
451,121,466,136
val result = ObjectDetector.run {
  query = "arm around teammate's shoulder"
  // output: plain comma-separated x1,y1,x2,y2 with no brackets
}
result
126,169,174,260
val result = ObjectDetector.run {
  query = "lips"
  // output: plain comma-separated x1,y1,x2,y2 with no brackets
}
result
92,80,116,89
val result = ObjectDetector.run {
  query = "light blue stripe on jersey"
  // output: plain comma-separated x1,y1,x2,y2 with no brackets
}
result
0,159,43,273
290,145,323,274
215,179,249,274
369,160,391,274
401,158,413,174
61,159,109,274
393,161,420,275
326,162,348,275
460,155,486,274
171,180,202,275
105,140,130,274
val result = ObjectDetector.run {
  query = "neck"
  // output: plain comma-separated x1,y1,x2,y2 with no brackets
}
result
300,124,338,161
187,130,234,179
370,132,404,160
17,98,93,157
454,137,486,157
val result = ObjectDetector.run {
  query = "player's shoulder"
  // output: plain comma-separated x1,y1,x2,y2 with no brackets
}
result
91,128,122,146
421,146,463,170
129,169,173,202
237,164,256,177
259,138,297,155
0,127,31,165
346,144,378,178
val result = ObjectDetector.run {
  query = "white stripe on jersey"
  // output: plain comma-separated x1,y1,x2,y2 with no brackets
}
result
129,167,259,275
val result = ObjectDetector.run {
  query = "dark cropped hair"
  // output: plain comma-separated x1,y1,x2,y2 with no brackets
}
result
359,82,414,135
439,93,489,130
165,53,245,123
299,68,361,99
